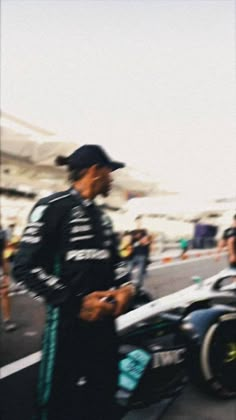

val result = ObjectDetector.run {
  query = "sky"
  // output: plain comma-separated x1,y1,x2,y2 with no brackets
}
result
1,0,236,200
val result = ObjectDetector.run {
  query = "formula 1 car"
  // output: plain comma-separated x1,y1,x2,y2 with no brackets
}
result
115,268,236,415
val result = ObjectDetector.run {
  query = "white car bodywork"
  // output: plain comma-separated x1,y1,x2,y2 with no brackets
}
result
117,268,236,335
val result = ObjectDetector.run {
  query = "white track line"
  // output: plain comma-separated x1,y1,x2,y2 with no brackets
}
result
0,351,42,379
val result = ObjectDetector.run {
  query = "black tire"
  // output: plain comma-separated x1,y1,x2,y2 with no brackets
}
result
198,314,236,398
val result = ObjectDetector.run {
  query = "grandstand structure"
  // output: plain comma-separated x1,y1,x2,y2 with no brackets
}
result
1,112,163,234
2,112,233,241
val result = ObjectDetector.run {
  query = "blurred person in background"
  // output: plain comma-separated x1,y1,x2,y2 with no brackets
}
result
4,237,20,264
4,238,23,292
13,145,135,420
143,233,153,275
129,216,151,290
216,214,236,269
6,223,16,242
0,224,17,332
119,231,133,262
179,237,189,258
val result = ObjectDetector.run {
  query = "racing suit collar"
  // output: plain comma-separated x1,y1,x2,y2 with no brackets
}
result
70,188,94,207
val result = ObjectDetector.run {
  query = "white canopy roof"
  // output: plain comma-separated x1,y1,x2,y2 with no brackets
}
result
1,112,159,198
1,112,78,166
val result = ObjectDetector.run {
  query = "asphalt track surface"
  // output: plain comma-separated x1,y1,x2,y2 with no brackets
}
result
1,254,236,420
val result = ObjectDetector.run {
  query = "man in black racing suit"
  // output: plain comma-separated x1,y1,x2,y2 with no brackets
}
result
13,145,135,420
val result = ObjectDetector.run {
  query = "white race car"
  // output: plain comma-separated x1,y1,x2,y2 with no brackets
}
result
115,269,236,415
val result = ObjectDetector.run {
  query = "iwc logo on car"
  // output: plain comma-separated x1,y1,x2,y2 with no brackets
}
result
152,348,185,368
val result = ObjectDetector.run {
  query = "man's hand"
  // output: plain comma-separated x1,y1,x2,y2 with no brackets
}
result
79,291,116,322
105,284,135,317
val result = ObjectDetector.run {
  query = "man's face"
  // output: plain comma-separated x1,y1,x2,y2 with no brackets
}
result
94,166,113,197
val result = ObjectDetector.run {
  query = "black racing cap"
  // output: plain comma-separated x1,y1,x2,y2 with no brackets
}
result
55,144,125,171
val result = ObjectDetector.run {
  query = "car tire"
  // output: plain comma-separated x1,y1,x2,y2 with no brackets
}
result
198,315,236,398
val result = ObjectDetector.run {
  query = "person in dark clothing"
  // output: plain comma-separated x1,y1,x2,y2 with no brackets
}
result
216,214,236,269
129,216,150,289
0,225,17,332
143,233,153,274
13,145,135,420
